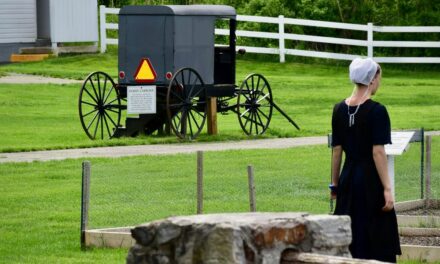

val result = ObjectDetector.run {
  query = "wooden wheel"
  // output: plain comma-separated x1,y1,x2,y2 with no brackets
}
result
237,73,273,135
78,71,122,140
166,68,207,140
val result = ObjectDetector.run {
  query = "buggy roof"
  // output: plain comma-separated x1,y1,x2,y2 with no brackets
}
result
120,5,236,18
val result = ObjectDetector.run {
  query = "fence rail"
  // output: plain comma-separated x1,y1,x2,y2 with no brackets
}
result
99,5,440,63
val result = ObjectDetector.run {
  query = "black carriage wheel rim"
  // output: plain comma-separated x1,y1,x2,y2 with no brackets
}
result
237,74,273,135
166,68,206,140
79,71,122,140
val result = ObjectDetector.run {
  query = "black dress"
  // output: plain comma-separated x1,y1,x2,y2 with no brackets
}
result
332,99,401,263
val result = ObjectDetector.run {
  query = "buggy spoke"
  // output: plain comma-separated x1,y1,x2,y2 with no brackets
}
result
187,111,194,137
86,111,100,130
254,111,259,134
169,103,185,109
82,108,98,118
81,100,97,107
93,114,101,139
96,74,102,102
102,75,108,102
89,78,101,103
243,111,251,129
83,87,99,104
256,107,270,120
100,111,104,139
103,113,112,138
105,97,119,106
192,86,205,98
249,112,254,134
103,86,115,104
170,88,184,101
255,76,261,95
106,108,120,114
254,110,265,128
189,109,201,130
103,111,118,128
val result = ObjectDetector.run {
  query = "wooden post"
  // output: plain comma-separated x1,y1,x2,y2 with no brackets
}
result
80,161,91,250
247,165,256,212
207,97,218,135
197,151,203,214
425,135,432,208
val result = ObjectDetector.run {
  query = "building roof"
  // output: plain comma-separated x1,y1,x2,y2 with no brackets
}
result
119,5,236,18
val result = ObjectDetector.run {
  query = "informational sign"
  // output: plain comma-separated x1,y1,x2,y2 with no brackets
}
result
385,132,414,155
384,131,414,198
127,85,156,114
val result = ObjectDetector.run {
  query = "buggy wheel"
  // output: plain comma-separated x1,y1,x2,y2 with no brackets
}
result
237,73,273,135
166,68,207,140
79,71,122,140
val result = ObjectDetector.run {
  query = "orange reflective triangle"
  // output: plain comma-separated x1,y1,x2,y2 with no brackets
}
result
134,58,157,83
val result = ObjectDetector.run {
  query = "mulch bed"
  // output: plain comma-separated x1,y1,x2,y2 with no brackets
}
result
397,206,440,247
398,208,440,216
400,236,440,247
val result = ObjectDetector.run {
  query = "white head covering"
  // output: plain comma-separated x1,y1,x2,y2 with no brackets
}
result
349,58,378,85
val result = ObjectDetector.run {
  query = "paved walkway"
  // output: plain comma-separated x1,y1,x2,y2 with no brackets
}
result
0,72,82,84
0,137,327,163
1,131,438,163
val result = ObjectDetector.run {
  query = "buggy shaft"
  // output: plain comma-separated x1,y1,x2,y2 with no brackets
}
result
270,100,300,130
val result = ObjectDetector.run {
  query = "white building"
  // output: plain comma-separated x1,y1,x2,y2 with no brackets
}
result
0,0,98,62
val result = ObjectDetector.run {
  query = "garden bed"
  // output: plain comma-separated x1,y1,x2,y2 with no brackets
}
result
396,199,440,262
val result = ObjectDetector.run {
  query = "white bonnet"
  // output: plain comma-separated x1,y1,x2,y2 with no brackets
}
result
349,58,379,85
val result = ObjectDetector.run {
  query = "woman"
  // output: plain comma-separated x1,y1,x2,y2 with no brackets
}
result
330,58,401,262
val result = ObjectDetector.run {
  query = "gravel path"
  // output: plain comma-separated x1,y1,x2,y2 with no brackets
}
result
0,72,82,84
0,137,327,163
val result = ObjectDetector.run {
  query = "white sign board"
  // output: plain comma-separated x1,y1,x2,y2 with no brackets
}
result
385,131,414,156
127,86,156,114
384,131,414,198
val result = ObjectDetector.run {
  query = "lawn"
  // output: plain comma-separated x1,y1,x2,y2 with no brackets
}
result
0,138,438,263
0,53,439,263
0,53,439,152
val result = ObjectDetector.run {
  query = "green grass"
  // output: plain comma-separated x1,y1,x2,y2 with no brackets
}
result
1,138,439,263
0,53,439,152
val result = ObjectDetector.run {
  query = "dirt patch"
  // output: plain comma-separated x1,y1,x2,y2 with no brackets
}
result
400,236,440,247
398,208,440,216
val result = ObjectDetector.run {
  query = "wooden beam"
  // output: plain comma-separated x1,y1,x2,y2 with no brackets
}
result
207,97,218,135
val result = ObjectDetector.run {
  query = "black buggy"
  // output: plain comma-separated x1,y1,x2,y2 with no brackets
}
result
79,5,299,140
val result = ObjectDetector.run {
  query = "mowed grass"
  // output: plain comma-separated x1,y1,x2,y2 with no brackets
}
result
0,52,439,152
1,139,439,263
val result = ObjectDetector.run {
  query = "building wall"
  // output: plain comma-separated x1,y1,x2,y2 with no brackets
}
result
49,0,98,43
0,0,37,44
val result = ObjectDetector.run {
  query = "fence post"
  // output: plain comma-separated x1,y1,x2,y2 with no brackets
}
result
247,165,256,212
278,15,285,63
197,151,204,214
80,161,91,250
100,5,107,53
367,22,374,58
425,135,432,206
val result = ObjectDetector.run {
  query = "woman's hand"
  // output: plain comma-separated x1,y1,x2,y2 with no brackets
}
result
382,188,394,211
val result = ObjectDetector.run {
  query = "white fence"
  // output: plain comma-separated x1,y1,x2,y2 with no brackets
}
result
100,5,440,63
